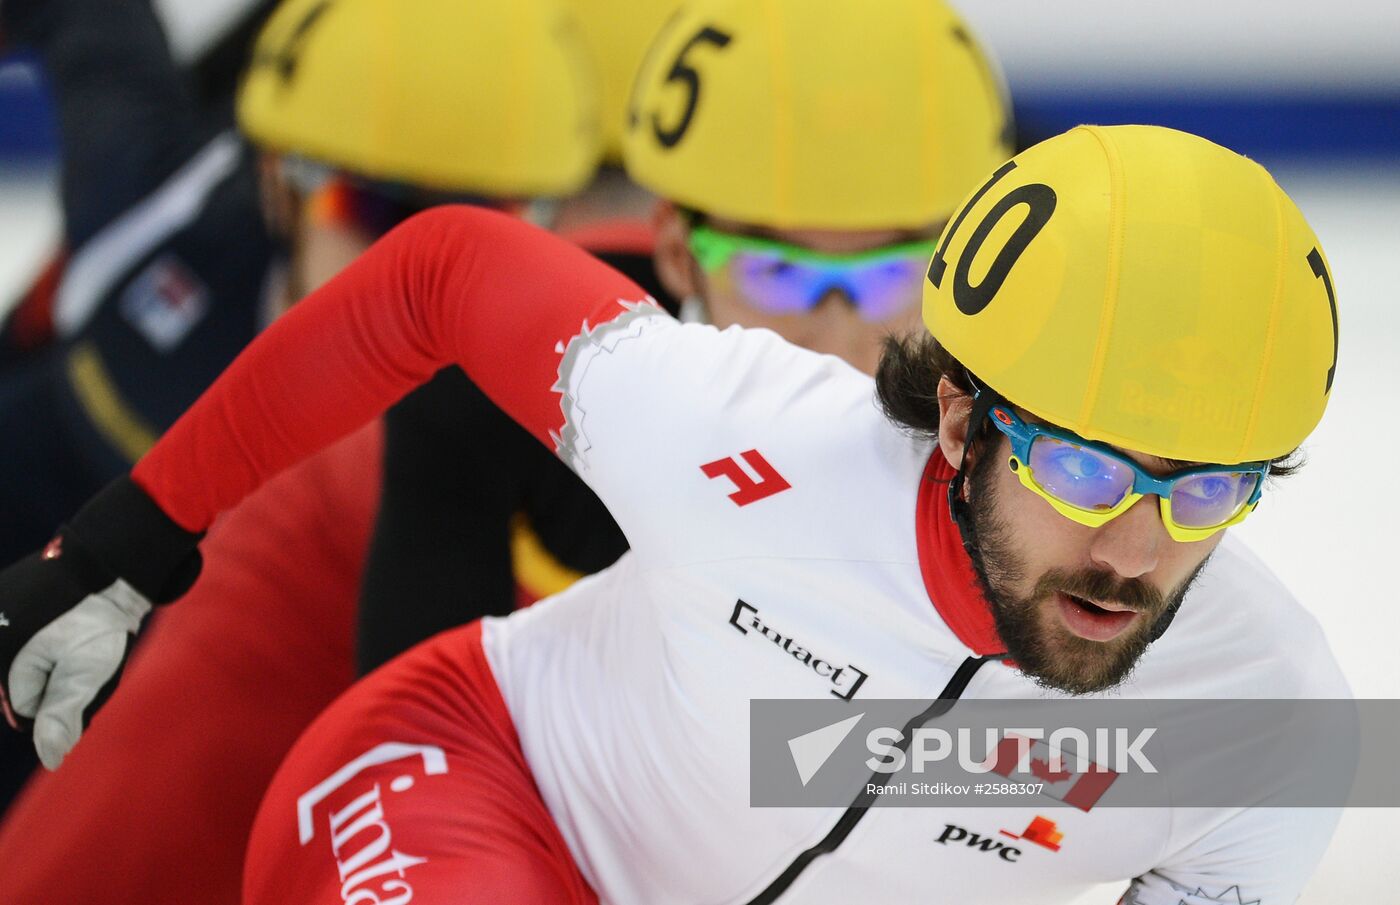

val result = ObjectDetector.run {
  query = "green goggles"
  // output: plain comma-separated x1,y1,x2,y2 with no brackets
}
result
687,225,935,322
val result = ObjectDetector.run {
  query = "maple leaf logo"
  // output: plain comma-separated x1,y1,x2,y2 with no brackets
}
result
1029,757,1072,784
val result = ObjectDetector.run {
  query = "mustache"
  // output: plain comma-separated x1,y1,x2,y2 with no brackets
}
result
1032,568,1167,615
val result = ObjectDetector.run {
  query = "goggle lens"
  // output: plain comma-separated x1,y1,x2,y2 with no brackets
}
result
729,249,925,322
1168,471,1260,529
1027,436,1135,512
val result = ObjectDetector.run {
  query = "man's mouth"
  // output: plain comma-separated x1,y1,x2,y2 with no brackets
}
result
1053,591,1141,642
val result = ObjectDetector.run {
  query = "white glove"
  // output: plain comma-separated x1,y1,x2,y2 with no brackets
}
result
7,580,151,768
0,477,202,770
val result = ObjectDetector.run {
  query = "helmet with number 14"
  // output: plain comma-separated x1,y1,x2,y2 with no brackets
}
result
237,0,601,297
624,0,1011,374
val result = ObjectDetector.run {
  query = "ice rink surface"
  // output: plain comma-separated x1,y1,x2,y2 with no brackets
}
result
1,162,1397,902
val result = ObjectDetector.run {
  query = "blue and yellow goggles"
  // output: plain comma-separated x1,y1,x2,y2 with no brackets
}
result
687,225,934,322
983,398,1269,543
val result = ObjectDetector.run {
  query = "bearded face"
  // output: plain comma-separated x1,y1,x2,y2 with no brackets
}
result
959,432,1216,695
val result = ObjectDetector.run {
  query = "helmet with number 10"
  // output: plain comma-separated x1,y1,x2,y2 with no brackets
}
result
923,124,1339,466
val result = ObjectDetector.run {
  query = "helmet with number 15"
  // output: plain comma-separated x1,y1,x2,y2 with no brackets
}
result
625,0,1009,228
622,0,1012,374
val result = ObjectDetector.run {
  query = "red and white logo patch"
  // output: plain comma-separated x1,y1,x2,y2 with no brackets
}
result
701,449,791,507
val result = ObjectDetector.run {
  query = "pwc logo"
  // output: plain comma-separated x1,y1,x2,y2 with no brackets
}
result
295,742,448,905
936,818,1064,862
934,823,1023,862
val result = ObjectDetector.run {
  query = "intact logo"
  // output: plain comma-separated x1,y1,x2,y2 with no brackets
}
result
295,742,447,905
729,600,869,700
935,823,1023,862
701,449,790,506
1000,816,1063,852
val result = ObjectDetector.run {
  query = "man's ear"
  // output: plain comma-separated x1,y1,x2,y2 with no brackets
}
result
256,152,300,241
937,375,974,470
651,201,704,301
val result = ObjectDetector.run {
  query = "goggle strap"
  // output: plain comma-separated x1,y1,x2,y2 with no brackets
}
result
688,224,936,270
947,386,1001,560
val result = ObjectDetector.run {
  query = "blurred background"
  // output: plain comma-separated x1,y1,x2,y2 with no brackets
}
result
1,0,1396,901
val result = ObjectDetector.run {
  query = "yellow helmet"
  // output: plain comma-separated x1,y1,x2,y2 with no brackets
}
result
924,125,1339,464
565,0,685,163
622,0,1012,229
237,0,601,197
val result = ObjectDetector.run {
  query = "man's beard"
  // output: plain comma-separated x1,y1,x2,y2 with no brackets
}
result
959,441,1209,694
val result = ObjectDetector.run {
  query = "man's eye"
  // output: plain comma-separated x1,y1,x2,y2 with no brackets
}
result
1049,447,1102,480
1180,475,1230,501
741,257,797,280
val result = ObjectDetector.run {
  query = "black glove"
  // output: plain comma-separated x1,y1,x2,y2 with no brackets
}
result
0,476,202,768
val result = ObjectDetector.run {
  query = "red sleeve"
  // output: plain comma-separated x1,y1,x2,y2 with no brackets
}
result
131,206,648,533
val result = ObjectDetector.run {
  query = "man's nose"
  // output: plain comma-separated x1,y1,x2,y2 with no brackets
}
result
811,285,859,315
801,290,869,358
1088,495,1165,579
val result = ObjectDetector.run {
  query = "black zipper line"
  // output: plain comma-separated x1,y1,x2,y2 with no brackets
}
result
743,653,1003,905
